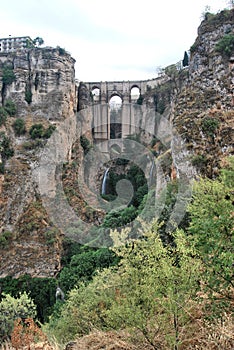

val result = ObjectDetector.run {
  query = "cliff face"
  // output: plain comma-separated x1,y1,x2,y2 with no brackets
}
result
173,9,234,177
142,9,233,179
0,47,77,120
0,47,77,277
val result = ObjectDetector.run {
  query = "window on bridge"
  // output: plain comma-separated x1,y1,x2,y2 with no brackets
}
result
130,86,140,102
91,87,100,102
109,96,122,139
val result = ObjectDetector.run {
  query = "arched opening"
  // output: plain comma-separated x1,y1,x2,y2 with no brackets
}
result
91,87,100,102
109,95,122,139
130,86,140,102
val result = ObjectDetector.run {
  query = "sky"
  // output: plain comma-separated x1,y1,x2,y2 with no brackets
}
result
0,0,229,82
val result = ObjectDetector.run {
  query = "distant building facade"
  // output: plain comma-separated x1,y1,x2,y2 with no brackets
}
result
0,36,34,53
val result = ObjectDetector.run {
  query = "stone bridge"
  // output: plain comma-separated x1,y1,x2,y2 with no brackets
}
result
78,78,165,153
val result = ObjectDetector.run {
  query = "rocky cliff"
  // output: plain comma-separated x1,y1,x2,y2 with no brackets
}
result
0,47,77,277
0,47,77,119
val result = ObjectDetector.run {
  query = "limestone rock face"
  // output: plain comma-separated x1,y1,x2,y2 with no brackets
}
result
0,47,77,278
172,9,234,177
0,47,77,120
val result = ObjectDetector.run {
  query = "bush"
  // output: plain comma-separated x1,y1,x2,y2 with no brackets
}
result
43,124,56,139
25,88,32,104
0,231,12,248
80,135,91,154
201,117,219,137
0,292,36,341
188,158,234,312
12,118,26,136
216,34,234,56
47,222,201,348
0,107,7,126
0,275,57,323
4,100,17,116
2,65,16,85
0,134,14,160
29,124,56,139
29,124,44,139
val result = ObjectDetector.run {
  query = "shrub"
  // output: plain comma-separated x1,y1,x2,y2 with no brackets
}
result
2,65,16,85
0,292,36,341
47,222,201,348
0,107,7,126
80,135,91,154
0,134,14,160
25,88,32,104
191,154,208,168
29,124,44,139
12,118,26,136
216,34,234,56
0,231,12,248
4,99,17,116
29,124,56,139
201,117,219,137
188,158,234,311
43,124,56,139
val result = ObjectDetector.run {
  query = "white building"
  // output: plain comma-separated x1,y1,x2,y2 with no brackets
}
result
0,36,34,53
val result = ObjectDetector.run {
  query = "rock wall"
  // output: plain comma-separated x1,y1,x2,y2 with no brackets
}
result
0,47,77,277
0,47,77,120
172,9,234,177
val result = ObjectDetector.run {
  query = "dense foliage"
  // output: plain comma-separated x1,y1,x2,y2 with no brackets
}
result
44,157,234,347
29,124,56,139
0,292,36,341
12,118,26,136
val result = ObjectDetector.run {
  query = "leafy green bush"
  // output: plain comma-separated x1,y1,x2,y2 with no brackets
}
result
29,124,44,139
188,158,234,313
2,65,16,85
43,124,56,139
102,205,138,228
216,34,234,56
191,154,208,169
0,292,36,341
4,99,17,116
80,135,91,154
0,107,7,126
0,134,14,160
58,247,119,293
47,222,201,348
29,123,56,139
0,231,12,248
201,117,219,137
0,275,57,323
12,118,26,136
25,88,32,104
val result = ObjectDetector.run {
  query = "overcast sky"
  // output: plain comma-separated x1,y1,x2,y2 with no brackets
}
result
0,0,229,82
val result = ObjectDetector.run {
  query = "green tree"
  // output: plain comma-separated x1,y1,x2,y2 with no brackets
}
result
0,134,14,161
182,51,189,67
2,65,16,85
33,37,44,47
48,221,201,348
216,34,234,57
0,292,36,341
12,118,26,136
188,157,234,312
58,247,119,292
29,124,44,139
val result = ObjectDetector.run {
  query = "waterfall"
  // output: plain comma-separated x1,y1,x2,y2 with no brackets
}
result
101,168,109,195
149,160,155,186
